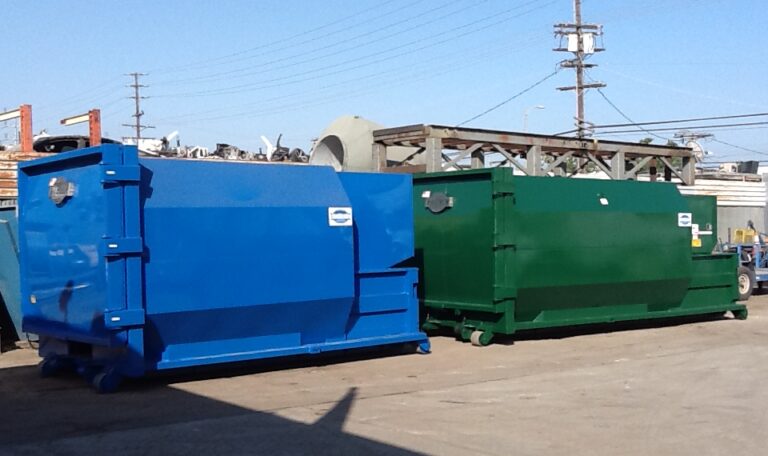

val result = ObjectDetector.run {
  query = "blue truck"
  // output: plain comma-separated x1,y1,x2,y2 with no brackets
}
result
720,221,768,300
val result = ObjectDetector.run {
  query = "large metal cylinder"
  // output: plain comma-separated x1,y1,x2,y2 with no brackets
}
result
310,115,419,172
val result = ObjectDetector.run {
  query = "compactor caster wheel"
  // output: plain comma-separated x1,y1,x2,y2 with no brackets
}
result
92,370,122,394
38,357,73,378
39,358,61,378
421,322,439,332
732,308,748,321
469,330,494,347
416,340,432,354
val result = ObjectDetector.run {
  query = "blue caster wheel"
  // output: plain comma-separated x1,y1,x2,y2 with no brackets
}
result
39,358,61,378
38,357,73,378
92,369,122,394
417,340,431,354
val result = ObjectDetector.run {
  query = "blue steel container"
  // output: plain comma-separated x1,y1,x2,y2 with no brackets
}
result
18,144,428,391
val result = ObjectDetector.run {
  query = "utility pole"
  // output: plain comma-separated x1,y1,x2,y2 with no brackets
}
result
122,72,154,142
554,0,606,138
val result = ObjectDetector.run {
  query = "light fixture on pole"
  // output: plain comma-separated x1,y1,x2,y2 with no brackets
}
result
523,105,545,132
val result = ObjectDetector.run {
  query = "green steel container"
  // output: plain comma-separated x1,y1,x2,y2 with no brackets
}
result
414,169,745,346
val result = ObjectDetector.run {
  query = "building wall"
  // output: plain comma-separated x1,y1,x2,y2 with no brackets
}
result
717,206,766,242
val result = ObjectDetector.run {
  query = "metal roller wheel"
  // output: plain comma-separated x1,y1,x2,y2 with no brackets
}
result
732,308,749,321
470,330,493,347
38,358,62,378
92,369,122,394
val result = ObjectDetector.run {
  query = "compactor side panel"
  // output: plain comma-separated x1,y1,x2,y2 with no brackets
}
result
139,159,357,368
413,171,495,312
509,176,693,329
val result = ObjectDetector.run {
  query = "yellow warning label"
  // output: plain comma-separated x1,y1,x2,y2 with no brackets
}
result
692,239,702,248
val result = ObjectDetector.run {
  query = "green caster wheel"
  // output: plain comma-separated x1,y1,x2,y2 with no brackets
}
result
469,330,494,347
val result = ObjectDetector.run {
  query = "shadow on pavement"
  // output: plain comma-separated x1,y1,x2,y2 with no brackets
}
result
0,362,423,455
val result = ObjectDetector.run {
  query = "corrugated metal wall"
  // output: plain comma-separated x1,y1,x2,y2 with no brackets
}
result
677,177,767,240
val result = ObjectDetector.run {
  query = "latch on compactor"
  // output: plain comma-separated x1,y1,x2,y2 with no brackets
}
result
422,190,454,214
48,177,76,205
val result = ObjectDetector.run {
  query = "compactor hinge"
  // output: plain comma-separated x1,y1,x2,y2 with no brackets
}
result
100,165,140,183
493,289,517,303
101,237,143,257
492,180,515,197
104,309,145,329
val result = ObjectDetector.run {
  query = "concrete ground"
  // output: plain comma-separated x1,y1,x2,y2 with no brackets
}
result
1,296,767,456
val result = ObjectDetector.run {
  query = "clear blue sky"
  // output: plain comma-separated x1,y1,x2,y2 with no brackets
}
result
2,0,766,161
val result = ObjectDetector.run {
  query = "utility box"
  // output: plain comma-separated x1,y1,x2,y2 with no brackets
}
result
18,145,428,391
414,169,746,346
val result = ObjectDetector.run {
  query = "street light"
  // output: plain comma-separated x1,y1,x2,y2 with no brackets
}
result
523,105,545,132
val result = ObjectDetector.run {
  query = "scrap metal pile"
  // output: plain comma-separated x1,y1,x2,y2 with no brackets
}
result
137,132,309,163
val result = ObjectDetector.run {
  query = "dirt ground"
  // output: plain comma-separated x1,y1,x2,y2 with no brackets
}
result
1,294,766,456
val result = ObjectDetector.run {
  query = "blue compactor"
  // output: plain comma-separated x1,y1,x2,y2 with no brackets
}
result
17,144,429,391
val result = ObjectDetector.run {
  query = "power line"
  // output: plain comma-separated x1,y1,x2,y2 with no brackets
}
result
594,87,669,141
154,0,554,98
588,120,768,134
148,0,407,75
157,39,545,125
457,69,560,127
711,138,768,157
559,111,768,134
153,36,541,124
154,0,471,87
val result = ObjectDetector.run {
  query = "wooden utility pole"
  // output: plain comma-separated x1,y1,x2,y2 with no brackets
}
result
122,73,154,142
554,0,605,138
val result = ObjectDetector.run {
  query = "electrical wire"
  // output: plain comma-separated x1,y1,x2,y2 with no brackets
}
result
154,0,554,98
711,138,768,157
155,37,545,125
558,112,768,134
456,69,561,127
148,0,408,75
585,121,768,134
153,0,473,87
153,36,541,123
593,87,670,141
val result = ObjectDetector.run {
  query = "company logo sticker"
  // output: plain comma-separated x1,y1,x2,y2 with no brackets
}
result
678,212,692,227
328,207,353,227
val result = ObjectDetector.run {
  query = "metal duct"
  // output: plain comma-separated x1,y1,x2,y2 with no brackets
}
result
310,115,420,172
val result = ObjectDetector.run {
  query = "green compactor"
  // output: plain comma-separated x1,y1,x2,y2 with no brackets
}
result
414,168,746,346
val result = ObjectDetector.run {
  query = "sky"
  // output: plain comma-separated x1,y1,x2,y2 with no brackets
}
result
2,0,766,162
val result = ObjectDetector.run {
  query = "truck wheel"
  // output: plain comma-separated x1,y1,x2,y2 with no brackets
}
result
737,266,755,301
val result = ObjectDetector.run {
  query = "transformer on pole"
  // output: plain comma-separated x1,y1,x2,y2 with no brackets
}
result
554,0,606,138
